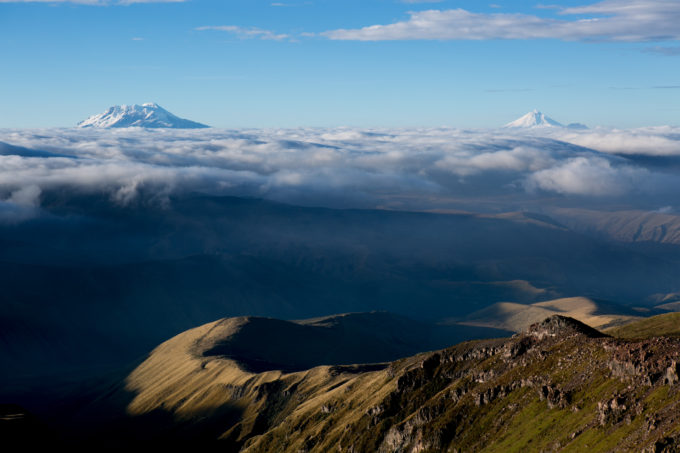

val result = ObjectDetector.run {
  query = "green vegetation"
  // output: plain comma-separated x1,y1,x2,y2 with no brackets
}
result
607,312,680,339
90,314,680,452
245,316,680,452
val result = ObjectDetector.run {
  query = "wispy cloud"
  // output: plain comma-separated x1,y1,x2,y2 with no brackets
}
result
609,85,680,90
196,25,290,41
485,88,536,93
322,0,680,42
181,75,246,81
645,46,680,56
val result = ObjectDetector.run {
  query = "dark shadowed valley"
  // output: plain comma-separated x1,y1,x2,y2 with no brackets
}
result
3,190,680,451
3,194,680,383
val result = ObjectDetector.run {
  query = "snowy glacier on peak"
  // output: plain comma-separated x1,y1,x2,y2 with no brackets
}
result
78,103,209,129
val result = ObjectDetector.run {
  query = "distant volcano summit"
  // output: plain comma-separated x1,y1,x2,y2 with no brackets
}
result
78,103,209,129
504,110,587,130
504,110,562,128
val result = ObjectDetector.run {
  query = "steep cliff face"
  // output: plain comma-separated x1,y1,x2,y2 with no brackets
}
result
62,314,680,452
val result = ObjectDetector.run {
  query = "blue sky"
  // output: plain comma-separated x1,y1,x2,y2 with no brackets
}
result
1,0,679,128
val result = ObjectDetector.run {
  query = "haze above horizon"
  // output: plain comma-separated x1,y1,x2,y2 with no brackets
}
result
1,0,679,128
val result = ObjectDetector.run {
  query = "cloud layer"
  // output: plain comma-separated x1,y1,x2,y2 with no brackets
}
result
323,0,680,42
0,125,679,220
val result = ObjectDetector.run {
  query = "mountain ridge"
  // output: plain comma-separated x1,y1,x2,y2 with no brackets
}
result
457,296,645,332
187,312,509,373
30,312,680,451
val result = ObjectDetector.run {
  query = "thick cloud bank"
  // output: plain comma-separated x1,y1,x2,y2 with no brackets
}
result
0,126,679,219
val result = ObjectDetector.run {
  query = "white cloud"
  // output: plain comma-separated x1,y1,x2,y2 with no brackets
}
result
196,25,290,41
322,0,680,42
434,146,556,177
0,125,676,221
8,185,41,206
0,184,42,223
525,157,645,196
535,126,680,156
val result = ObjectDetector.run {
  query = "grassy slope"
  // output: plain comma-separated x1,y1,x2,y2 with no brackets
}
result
244,328,680,453
459,297,642,332
607,312,680,339
82,314,680,452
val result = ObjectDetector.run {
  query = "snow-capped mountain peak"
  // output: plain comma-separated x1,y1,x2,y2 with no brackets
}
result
78,103,209,129
504,110,564,128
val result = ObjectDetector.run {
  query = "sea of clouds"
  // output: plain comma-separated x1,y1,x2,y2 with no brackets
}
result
1,126,679,220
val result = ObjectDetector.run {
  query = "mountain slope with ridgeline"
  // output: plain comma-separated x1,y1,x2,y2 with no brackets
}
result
10,312,680,452
457,296,648,332
549,208,680,246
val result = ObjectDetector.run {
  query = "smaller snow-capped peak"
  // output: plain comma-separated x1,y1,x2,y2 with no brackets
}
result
78,103,209,129
504,110,564,128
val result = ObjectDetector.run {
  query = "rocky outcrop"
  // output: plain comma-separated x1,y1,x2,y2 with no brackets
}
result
526,315,607,339
332,316,680,453
607,338,680,386
539,384,570,409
